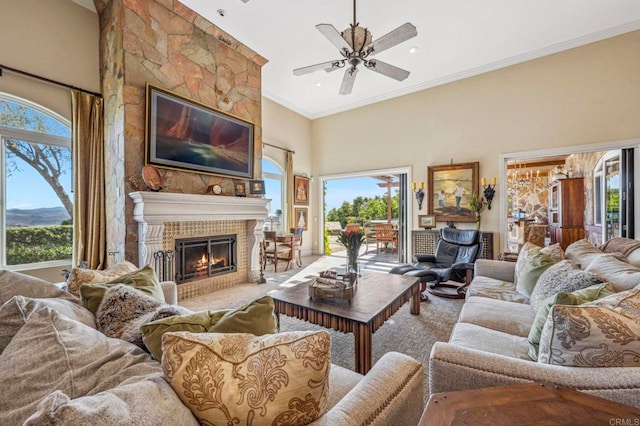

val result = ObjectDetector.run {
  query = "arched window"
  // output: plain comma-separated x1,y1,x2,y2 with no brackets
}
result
262,157,284,232
0,94,72,269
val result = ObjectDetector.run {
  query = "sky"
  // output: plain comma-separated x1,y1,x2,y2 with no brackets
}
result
1,99,72,210
6,155,72,210
324,176,394,212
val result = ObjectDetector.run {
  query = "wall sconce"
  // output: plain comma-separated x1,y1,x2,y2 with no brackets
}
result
482,177,497,210
413,181,425,210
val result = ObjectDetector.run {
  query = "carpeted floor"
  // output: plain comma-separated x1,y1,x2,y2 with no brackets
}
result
180,253,464,402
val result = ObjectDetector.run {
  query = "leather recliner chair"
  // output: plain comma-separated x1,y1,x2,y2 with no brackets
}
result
389,228,483,299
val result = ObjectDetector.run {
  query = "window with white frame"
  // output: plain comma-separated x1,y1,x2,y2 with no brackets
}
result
0,94,72,269
262,157,284,232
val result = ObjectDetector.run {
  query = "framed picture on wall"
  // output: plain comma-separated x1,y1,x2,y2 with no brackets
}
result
249,180,265,195
294,207,308,231
234,181,246,197
146,84,254,179
428,162,479,223
418,215,436,229
294,175,310,205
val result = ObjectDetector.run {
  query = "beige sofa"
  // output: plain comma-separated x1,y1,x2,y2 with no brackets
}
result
0,271,424,425
429,239,640,408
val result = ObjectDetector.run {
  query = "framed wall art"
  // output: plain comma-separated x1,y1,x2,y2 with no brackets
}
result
234,181,246,197
417,214,436,229
294,207,308,231
146,84,254,179
249,180,265,195
294,175,310,205
428,162,479,222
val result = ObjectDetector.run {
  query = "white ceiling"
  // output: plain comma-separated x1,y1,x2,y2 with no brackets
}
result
74,0,640,119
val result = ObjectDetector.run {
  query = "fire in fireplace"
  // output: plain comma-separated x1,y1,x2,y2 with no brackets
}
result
175,234,237,283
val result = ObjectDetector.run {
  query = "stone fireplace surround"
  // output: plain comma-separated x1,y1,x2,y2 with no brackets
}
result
129,191,268,300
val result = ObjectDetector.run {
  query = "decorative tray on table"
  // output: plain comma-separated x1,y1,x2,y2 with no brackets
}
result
308,269,356,301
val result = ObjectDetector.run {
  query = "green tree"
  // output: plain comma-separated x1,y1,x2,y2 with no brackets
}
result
326,191,399,226
0,100,72,217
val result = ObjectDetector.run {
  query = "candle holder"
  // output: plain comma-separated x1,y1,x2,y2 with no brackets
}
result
414,185,425,210
482,182,496,210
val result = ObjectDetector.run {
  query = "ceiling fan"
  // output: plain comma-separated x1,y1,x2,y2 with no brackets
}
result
293,0,417,95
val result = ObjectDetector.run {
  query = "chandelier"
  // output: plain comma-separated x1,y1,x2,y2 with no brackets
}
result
507,164,546,196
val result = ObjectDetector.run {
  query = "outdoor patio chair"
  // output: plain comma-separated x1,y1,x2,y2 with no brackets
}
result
344,223,362,233
375,223,397,254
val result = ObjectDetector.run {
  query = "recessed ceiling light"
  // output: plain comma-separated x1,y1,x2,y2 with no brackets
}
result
409,46,419,54
315,82,322,87
217,9,225,17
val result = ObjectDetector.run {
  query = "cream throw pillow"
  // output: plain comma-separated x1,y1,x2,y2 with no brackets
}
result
538,289,640,367
585,253,640,292
564,239,603,269
66,261,138,296
162,330,331,426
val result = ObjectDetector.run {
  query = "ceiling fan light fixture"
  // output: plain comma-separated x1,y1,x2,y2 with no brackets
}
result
292,0,417,95
342,25,372,52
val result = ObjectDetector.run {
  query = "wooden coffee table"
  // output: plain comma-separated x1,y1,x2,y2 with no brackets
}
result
271,270,421,374
419,382,640,425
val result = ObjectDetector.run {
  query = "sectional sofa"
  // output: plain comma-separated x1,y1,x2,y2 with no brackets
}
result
0,270,424,425
429,238,640,408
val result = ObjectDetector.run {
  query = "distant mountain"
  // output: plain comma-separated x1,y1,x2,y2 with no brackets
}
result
7,207,71,227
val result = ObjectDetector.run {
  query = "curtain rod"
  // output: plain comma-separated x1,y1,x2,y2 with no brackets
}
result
263,142,295,154
0,64,102,98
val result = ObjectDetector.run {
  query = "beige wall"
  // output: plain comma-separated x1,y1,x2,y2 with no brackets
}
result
0,0,100,116
0,0,100,281
262,97,313,253
311,31,640,252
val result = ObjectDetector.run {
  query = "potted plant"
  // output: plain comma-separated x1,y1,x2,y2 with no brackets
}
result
337,229,365,275
469,192,488,229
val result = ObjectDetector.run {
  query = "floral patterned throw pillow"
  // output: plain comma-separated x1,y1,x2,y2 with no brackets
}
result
162,330,331,426
538,289,640,367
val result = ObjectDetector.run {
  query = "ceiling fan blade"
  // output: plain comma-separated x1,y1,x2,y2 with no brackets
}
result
339,67,358,95
293,60,343,76
316,24,351,54
365,23,417,57
365,60,410,81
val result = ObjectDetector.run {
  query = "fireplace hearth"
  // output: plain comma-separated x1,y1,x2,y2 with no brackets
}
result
176,234,237,283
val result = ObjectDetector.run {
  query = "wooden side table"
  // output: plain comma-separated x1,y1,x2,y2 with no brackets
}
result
419,382,640,425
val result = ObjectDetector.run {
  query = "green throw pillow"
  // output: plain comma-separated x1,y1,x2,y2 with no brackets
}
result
516,250,556,298
527,282,616,361
141,295,278,360
79,265,164,314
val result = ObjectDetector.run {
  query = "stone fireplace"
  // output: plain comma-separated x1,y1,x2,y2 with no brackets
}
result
129,191,268,300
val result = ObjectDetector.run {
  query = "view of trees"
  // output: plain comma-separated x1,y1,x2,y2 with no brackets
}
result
1,99,72,265
326,192,399,227
0,100,72,217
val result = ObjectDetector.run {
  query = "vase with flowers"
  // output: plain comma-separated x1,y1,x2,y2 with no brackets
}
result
469,192,488,229
337,228,365,276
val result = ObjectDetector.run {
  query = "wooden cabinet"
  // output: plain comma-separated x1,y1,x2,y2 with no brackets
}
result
548,178,585,249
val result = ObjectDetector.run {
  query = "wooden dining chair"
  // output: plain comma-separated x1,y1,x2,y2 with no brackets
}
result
375,223,398,254
263,231,291,272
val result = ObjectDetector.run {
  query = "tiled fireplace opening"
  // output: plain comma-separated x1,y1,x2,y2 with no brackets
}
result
175,234,237,284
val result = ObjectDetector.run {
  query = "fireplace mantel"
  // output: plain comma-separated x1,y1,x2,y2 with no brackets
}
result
129,191,269,283
129,191,270,224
